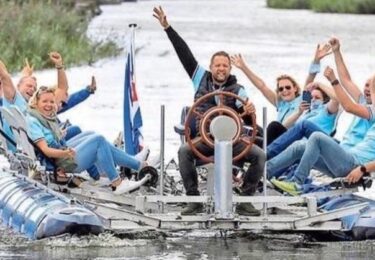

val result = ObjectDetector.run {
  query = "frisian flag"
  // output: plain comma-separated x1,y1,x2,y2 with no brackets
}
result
123,24,143,155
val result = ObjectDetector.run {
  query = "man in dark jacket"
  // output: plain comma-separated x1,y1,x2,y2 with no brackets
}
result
154,6,265,216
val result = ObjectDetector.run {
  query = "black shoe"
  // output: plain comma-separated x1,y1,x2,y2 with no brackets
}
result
236,203,261,216
181,203,204,215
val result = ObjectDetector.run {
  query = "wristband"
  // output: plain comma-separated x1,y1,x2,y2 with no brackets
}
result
309,62,321,74
360,165,368,175
331,79,339,86
55,64,64,70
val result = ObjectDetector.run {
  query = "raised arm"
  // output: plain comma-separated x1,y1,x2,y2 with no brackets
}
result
324,66,370,119
282,101,310,128
329,37,362,101
153,6,198,78
304,43,332,87
0,60,17,101
58,76,96,114
311,82,339,114
231,54,277,106
49,52,69,92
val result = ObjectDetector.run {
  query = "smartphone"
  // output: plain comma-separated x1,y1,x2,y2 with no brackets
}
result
302,90,312,103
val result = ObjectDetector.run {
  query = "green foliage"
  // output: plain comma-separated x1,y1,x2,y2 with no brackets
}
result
267,0,375,14
311,0,375,14
266,0,311,9
0,1,121,73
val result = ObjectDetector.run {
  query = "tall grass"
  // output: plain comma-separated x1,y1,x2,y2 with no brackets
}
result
266,0,311,9
0,1,120,73
267,0,375,14
311,0,375,14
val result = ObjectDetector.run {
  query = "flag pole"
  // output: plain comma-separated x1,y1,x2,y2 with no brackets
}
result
129,23,137,79
124,23,143,155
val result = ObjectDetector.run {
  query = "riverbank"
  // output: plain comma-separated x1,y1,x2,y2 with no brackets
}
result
267,0,375,14
0,1,120,73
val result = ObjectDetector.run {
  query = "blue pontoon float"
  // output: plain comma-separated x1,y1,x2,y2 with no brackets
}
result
0,171,104,240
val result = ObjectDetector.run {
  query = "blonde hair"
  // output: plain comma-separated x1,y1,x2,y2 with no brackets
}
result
29,86,55,109
276,74,301,97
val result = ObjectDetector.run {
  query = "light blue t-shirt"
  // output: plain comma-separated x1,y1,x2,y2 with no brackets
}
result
26,115,57,147
296,104,337,135
1,91,28,151
276,95,302,124
349,105,375,165
340,95,375,149
192,65,248,108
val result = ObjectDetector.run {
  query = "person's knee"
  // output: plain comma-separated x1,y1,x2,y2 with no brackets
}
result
255,149,266,167
309,131,325,143
267,121,283,132
289,141,306,157
89,134,106,144
65,125,82,140
178,144,193,160
301,120,310,129
251,145,266,161
301,120,318,132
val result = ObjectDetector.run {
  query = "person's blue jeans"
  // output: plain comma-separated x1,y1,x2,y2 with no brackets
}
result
68,134,141,182
291,132,360,184
267,120,323,159
66,131,99,179
267,140,307,180
65,125,83,140
66,131,95,145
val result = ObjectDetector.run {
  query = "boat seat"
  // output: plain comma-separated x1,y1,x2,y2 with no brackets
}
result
0,107,79,183
0,114,9,153
1,106,37,160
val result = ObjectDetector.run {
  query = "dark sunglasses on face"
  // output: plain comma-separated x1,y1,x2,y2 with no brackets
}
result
278,85,292,92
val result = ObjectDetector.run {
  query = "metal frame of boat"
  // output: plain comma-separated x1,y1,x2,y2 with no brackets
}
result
1,105,373,240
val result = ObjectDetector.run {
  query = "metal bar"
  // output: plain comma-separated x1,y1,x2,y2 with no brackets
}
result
66,186,137,206
139,195,305,204
262,107,268,217
159,105,165,213
214,140,233,219
86,201,161,228
137,195,211,203
206,164,214,196
300,188,359,199
294,202,369,228
306,196,317,216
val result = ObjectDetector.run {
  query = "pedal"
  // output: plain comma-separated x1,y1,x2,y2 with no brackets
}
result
137,166,158,187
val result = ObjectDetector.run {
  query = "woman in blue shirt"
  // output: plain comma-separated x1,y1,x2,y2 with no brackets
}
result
26,86,147,195
231,44,331,144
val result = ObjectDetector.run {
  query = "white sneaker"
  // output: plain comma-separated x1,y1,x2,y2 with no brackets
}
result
113,179,143,195
135,146,150,162
91,177,111,187
73,171,91,181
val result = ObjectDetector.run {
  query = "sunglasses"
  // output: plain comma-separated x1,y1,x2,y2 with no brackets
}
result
278,85,292,92
36,86,54,97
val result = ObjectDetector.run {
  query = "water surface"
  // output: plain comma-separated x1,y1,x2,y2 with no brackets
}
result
3,0,375,258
